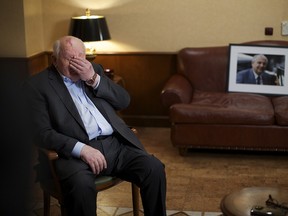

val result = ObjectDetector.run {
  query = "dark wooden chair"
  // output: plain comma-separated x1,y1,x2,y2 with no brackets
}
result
38,138,140,216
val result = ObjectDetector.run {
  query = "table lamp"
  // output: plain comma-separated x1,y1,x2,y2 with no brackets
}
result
69,9,111,59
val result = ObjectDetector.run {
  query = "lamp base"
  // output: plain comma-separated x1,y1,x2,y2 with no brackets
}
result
86,54,96,62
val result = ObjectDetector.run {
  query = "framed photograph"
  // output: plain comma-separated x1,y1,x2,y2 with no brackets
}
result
227,44,288,95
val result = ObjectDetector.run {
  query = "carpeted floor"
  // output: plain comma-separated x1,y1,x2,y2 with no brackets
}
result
32,204,221,216
30,127,288,215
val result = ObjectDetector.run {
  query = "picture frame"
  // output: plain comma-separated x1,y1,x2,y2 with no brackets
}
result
227,44,288,95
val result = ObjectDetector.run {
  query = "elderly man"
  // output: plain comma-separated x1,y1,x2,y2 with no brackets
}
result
236,54,278,85
25,36,166,216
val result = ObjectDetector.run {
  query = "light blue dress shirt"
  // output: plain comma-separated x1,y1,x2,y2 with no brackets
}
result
62,75,113,157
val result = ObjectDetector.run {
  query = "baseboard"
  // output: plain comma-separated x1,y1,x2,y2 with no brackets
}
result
122,115,170,127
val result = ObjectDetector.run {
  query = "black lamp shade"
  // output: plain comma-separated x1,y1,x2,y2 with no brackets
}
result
69,16,111,42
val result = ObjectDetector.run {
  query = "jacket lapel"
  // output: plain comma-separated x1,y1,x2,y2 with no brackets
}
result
48,68,86,132
249,69,256,84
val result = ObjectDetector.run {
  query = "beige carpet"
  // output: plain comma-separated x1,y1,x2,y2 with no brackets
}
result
32,204,221,216
31,127,288,215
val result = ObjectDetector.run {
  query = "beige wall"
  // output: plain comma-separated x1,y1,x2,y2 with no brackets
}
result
0,0,43,57
0,0,26,57
24,0,44,56
1,0,288,56
41,0,288,53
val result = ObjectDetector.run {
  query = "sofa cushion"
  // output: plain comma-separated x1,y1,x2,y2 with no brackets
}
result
272,96,288,125
170,91,275,125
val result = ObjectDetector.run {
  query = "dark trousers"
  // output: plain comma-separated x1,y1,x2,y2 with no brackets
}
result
61,135,167,216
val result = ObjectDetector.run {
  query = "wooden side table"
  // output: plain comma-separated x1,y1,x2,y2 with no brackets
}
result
111,74,125,87
104,69,125,87
220,187,288,216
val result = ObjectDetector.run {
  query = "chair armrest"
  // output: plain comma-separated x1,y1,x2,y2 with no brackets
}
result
129,127,138,135
38,147,59,160
37,147,62,198
161,73,193,108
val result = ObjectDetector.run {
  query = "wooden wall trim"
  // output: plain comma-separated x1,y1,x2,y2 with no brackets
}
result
94,52,176,127
27,52,49,75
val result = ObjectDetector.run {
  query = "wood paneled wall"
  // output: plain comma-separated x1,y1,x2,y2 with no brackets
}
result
1,52,177,127
95,53,176,127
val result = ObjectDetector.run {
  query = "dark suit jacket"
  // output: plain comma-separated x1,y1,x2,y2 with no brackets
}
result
236,68,276,85
25,63,145,180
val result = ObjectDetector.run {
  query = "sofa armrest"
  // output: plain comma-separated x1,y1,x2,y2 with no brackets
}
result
161,73,193,108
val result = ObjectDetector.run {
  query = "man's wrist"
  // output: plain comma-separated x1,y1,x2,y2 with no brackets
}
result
85,73,97,86
72,142,85,158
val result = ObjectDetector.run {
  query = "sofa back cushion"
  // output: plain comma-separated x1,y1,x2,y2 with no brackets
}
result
178,46,228,93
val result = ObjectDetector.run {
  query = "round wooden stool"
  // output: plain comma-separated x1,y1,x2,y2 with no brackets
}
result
220,187,288,216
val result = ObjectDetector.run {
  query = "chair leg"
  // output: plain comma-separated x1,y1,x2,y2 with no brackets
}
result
131,183,140,216
43,191,50,216
60,204,67,216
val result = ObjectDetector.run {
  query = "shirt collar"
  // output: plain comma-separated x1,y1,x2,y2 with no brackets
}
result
252,70,262,79
63,76,74,85
59,73,76,87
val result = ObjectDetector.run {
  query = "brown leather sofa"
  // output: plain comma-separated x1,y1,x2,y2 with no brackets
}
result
161,40,288,155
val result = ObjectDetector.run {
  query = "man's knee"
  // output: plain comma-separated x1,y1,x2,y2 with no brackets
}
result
145,155,166,180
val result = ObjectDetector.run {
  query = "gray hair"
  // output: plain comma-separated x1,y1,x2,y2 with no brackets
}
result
252,54,268,63
52,36,86,58
52,39,61,58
